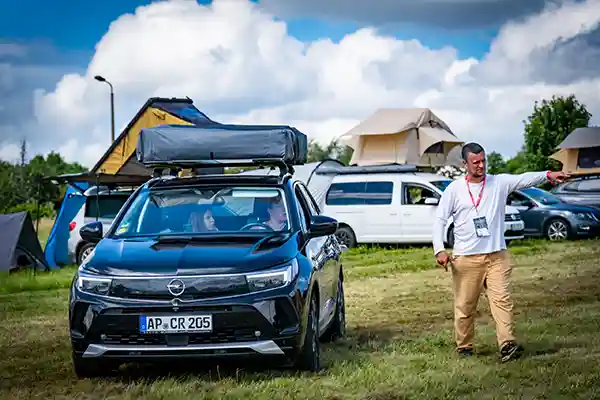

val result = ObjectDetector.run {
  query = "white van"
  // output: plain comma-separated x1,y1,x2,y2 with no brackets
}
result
321,169,525,248
67,187,134,264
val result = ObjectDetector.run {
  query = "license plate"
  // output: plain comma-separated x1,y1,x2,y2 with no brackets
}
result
139,315,213,333
506,221,524,231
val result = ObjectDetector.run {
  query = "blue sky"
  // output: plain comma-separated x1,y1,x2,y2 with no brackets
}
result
1,0,498,67
2,0,599,167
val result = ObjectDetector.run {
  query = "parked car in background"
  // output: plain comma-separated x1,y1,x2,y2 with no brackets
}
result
507,187,600,240
321,167,525,248
550,176,600,209
68,187,134,265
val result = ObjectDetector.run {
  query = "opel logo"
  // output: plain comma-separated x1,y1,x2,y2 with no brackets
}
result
167,279,185,296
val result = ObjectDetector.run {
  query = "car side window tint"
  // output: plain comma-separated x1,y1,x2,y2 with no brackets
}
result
299,184,320,216
402,183,439,205
576,180,600,192
294,186,310,231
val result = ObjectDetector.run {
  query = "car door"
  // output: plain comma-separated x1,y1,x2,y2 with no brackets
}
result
295,183,337,330
360,179,401,242
399,182,440,242
507,191,541,235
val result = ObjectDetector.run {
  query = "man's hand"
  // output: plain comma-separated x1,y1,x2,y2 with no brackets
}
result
435,251,451,271
547,171,570,184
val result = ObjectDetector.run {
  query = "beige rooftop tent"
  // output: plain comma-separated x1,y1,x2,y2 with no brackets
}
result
339,108,464,167
550,127,600,175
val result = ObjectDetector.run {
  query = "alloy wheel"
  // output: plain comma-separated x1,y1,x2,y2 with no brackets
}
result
548,220,568,241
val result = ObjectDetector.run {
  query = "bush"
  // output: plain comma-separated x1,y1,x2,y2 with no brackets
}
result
5,201,55,220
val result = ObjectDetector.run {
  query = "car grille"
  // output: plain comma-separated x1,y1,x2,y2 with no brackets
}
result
109,275,249,301
505,213,522,221
101,328,259,346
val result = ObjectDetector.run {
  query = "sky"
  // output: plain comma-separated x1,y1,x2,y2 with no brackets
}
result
1,0,600,168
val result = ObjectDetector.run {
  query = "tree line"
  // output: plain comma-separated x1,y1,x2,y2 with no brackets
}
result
0,94,592,219
0,140,86,219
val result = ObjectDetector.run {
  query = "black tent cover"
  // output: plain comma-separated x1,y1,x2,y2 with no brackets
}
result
0,211,49,272
136,123,308,166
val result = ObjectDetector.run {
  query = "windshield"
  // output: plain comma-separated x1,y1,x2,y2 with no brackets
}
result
112,186,290,238
430,180,453,192
521,187,562,205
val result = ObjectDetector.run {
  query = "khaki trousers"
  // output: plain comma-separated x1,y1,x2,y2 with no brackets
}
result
451,249,515,350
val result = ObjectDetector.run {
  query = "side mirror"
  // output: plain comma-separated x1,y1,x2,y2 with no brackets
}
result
307,215,338,238
79,221,104,243
424,197,439,205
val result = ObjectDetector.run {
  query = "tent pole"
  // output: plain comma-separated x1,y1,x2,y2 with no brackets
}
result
35,177,41,234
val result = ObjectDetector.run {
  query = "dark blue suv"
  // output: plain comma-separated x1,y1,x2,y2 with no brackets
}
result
69,169,346,378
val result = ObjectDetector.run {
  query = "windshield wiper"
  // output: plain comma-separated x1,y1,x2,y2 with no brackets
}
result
153,235,208,244
250,232,289,252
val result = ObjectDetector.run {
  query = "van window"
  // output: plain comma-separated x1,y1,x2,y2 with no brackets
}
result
85,195,130,219
326,181,393,206
402,183,439,205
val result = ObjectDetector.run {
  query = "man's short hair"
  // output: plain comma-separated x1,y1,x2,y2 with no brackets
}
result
461,142,485,161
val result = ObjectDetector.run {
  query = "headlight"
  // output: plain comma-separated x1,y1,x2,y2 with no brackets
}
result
574,212,595,221
246,259,299,292
76,271,112,295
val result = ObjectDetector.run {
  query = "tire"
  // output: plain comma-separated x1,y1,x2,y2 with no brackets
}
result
293,294,321,372
545,218,571,241
446,225,455,248
335,226,356,249
77,242,96,265
321,275,346,343
72,352,118,379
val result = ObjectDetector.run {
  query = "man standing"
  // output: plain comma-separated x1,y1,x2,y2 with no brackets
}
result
432,142,569,363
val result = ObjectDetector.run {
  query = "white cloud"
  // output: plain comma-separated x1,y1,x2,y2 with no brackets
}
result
4,0,600,168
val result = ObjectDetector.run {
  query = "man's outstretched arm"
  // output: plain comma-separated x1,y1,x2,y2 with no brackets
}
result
498,170,570,193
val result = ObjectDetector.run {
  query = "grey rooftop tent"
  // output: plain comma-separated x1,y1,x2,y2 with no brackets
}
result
0,211,49,272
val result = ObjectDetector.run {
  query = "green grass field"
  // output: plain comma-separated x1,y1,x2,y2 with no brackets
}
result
1,237,600,399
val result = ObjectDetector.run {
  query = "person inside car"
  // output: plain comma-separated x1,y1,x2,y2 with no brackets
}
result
249,195,288,231
189,206,218,232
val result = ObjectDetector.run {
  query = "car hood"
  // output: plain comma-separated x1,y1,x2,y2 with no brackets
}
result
84,234,299,276
544,203,599,214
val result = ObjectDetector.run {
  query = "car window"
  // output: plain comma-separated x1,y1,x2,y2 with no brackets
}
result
326,181,394,206
298,184,320,215
85,195,130,219
112,186,290,237
507,191,533,207
402,183,439,205
576,179,600,192
294,186,310,231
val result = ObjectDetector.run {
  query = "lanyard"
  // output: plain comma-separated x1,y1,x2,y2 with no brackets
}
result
465,175,486,211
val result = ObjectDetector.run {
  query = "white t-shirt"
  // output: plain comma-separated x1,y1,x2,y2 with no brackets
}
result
432,171,549,256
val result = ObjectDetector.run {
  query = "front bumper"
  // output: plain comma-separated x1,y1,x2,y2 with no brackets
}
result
572,220,600,236
70,286,305,362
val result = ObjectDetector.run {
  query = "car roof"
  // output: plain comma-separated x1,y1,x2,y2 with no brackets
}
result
330,171,450,185
146,172,291,190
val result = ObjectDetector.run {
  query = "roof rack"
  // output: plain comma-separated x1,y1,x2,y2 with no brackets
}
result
149,158,294,179
314,163,435,176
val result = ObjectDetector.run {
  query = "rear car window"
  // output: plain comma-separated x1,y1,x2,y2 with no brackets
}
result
85,195,131,219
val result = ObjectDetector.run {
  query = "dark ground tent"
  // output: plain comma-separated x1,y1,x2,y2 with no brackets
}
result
0,211,49,272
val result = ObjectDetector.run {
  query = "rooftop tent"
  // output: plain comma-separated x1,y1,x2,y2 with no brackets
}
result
136,123,308,167
550,127,600,175
339,108,464,167
0,212,49,273
91,97,220,177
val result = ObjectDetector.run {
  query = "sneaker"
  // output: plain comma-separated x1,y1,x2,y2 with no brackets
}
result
500,341,523,363
457,347,474,357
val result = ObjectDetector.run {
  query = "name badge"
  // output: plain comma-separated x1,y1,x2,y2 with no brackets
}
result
473,216,490,237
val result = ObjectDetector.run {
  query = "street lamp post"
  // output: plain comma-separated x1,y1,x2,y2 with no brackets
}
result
94,75,115,143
